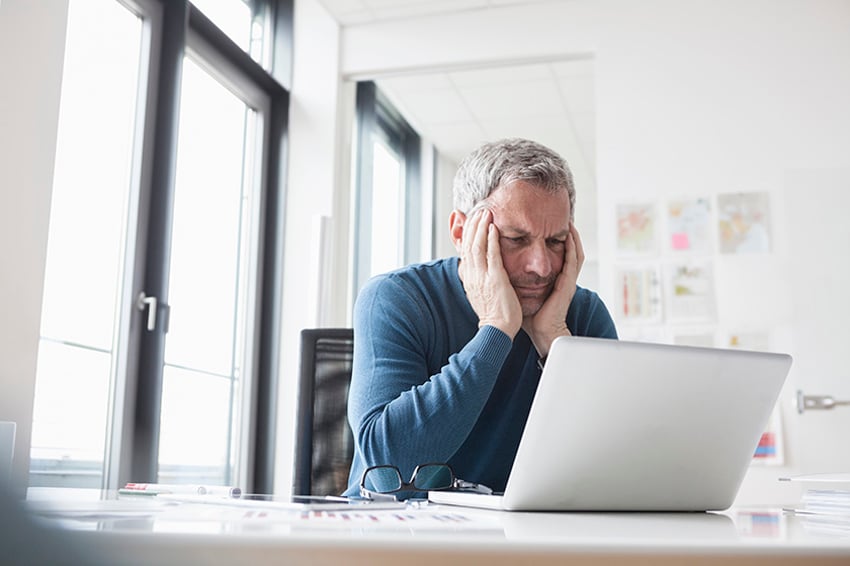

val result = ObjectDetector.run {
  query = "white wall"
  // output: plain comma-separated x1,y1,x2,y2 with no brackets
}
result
274,0,349,496
0,0,68,497
592,0,850,503
432,152,458,259
335,0,850,504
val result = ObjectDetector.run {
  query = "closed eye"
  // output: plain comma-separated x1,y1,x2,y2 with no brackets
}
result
502,236,526,244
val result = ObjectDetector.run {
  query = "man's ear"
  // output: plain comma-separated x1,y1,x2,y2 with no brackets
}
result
449,209,466,252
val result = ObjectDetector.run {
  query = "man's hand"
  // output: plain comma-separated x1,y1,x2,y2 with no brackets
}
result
522,222,585,357
458,209,523,339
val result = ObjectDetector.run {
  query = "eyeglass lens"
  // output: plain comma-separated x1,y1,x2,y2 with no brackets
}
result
412,464,454,490
362,464,455,494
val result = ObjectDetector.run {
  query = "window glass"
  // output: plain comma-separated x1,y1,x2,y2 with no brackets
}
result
191,0,269,68
158,366,233,484
369,138,404,277
158,55,261,484
30,0,142,487
353,83,423,297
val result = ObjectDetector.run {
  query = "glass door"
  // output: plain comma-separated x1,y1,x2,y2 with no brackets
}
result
30,0,282,492
155,49,268,486
29,0,145,488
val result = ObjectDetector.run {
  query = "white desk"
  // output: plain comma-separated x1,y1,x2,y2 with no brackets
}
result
18,488,850,565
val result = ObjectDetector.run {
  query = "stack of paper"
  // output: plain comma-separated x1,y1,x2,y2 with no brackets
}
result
780,473,850,536
799,488,850,517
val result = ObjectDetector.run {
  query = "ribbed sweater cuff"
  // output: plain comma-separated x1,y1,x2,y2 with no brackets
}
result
471,325,513,369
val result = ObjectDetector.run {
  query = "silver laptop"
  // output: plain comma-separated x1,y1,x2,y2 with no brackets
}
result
429,336,792,512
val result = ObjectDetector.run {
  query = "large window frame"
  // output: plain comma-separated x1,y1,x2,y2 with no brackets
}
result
352,81,422,297
30,0,291,494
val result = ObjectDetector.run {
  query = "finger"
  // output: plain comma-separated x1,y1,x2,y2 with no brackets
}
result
487,221,504,272
571,222,585,269
461,208,484,264
561,230,576,277
470,208,492,269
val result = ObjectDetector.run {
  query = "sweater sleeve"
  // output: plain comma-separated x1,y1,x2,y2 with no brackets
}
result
347,274,513,478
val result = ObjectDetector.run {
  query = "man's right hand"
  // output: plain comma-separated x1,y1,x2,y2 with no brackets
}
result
457,208,523,339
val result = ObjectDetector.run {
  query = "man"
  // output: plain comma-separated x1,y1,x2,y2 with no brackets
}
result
344,138,617,496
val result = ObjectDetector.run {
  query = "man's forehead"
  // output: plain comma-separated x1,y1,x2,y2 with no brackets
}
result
491,209,570,237
495,221,570,237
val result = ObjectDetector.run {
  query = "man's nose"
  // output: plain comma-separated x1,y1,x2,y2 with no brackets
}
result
523,242,552,277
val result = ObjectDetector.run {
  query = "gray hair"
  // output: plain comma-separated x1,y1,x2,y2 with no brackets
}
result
452,138,575,218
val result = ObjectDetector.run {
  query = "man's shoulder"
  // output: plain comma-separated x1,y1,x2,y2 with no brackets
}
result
365,257,457,290
355,257,465,329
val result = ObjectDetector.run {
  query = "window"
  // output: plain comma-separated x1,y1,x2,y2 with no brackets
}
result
157,46,269,486
30,0,144,488
369,138,404,276
191,0,272,69
29,0,290,493
353,82,423,295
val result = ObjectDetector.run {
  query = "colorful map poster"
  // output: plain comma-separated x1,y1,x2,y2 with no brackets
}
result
667,198,712,253
718,192,771,254
616,202,657,254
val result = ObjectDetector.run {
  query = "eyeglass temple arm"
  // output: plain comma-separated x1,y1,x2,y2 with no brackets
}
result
359,487,400,502
453,479,493,495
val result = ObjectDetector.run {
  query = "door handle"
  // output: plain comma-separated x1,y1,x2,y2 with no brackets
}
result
136,292,158,331
796,389,850,414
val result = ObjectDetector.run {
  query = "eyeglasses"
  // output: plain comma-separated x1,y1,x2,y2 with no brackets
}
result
359,463,493,501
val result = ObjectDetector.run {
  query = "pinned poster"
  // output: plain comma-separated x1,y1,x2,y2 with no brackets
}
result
751,408,784,466
667,198,712,253
615,265,662,323
664,261,716,323
616,203,657,255
724,330,784,465
718,192,772,254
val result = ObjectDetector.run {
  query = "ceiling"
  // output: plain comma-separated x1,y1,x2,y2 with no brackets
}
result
315,0,596,201
315,0,566,27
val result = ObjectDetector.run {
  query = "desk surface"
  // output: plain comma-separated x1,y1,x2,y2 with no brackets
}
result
17,488,850,565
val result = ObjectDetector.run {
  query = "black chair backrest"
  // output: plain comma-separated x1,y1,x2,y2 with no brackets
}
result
293,328,355,496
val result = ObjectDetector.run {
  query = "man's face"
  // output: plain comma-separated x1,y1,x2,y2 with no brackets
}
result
486,180,571,317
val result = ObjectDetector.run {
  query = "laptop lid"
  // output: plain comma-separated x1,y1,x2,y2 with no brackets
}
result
430,336,792,512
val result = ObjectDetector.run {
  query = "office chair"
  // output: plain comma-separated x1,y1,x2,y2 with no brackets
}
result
293,328,355,496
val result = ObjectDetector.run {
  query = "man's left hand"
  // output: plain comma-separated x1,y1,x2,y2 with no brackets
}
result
522,222,585,358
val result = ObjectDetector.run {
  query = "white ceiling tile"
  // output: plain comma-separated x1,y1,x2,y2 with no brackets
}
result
333,10,379,25
425,121,489,150
569,112,596,155
549,58,595,78
480,115,571,146
557,76,595,114
395,88,475,124
461,79,566,121
426,123,491,163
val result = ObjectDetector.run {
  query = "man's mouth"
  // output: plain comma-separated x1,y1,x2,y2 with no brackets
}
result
514,284,551,297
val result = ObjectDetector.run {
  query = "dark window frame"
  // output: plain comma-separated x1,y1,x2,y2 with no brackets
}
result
26,0,292,495
352,81,422,298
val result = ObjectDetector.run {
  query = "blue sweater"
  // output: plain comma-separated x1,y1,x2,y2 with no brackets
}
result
344,257,617,496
